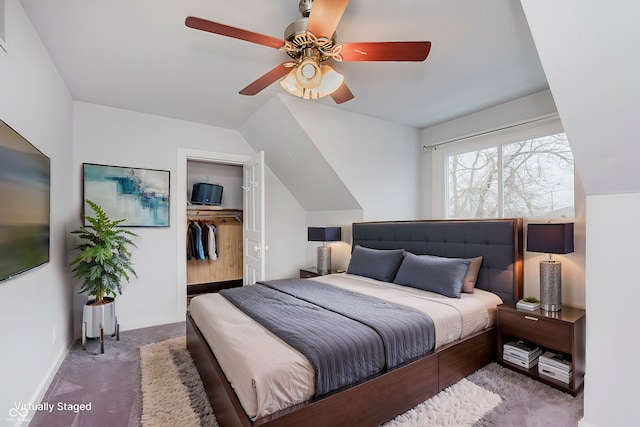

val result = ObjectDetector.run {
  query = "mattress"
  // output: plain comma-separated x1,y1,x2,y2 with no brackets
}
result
189,273,503,419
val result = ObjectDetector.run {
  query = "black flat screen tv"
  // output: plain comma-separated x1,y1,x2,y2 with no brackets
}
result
191,183,223,206
0,119,50,282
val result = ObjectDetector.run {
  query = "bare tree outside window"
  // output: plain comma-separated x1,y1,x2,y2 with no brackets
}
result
447,133,574,219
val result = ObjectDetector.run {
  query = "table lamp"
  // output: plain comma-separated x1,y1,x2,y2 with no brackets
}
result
526,222,574,311
307,227,342,274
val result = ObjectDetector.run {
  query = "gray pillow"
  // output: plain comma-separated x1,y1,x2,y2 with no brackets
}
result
346,245,405,282
422,255,483,293
394,252,471,298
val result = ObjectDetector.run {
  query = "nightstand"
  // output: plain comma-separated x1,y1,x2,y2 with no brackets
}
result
497,302,585,395
299,267,340,278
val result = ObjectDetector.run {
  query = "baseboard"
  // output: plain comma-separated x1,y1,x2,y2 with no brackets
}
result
117,313,186,332
577,417,593,427
16,339,75,427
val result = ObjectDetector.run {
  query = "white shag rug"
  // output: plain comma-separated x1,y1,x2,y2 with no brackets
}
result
140,337,501,427
140,336,217,427
383,378,502,427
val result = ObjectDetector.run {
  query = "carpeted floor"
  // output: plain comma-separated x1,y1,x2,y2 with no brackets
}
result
30,322,186,427
468,363,584,427
30,321,583,427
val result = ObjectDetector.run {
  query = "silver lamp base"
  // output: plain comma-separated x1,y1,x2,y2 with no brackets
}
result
540,260,562,311
317,246,331,274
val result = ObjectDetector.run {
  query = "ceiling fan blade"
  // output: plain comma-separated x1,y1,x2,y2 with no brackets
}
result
330,82,354,104
185,17,285,49
239,63,291,96
306,0,350,38
340,41,432,62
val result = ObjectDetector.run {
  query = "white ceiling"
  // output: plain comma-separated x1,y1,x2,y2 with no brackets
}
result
20,0,549,130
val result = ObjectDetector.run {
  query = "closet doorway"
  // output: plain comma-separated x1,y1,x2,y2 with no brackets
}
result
186,161,243,301
176,149,265,314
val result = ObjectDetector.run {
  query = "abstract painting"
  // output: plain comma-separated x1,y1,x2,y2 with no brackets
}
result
83,163,170,227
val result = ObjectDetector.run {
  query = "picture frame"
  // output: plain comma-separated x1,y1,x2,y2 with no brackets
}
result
82,163,170,227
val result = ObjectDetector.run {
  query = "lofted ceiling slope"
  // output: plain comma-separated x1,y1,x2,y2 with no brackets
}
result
19,0,548,131
240,95,361,211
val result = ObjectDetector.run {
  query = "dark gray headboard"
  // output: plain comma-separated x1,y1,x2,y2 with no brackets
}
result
351,219,523,302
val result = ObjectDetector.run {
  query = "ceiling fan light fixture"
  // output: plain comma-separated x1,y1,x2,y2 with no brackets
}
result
295,58,322,89
280,61,344,100
318,64,344,96
280,69,304,97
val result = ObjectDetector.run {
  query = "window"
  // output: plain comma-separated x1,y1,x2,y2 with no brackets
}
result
432,117,575,219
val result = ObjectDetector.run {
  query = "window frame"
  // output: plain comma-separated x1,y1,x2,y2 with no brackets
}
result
431,114,571,219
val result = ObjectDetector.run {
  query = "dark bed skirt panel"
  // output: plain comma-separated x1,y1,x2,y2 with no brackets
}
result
186,314,497,427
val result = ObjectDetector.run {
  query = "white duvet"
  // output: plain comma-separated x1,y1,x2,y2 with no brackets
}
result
189,273,503,420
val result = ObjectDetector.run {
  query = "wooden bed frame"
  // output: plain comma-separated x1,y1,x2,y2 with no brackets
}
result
187,219,524,427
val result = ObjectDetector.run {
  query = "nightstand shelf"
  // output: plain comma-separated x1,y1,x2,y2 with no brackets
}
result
299,267,340,278
497,302,585,395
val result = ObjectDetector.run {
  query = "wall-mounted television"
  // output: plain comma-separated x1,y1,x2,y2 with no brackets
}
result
0,119,50,282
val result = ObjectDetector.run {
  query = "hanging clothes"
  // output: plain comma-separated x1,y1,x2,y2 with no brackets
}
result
206,223,218,260
193,222,205,260
187,222,199,260
199,221,209,259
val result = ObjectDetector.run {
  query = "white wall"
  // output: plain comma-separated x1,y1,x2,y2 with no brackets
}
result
0,1,74,423
264,169,307,280
584,194,639,427
520,2,640,426
72,102,306,332
73,102,251,331
283,96,422,222
241,94,421,272
240,95,361,212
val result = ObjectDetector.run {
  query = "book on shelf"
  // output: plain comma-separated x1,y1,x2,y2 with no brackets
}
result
503,341,541,359
502,346,542,361
516,299,541,311
503,353,539,369
539,351,572,372
538,360,571,376
538,364,571,384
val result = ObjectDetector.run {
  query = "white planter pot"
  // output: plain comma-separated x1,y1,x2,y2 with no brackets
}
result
82,297,116,338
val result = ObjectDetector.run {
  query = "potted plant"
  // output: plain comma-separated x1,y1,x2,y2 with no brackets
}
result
70,200,138,340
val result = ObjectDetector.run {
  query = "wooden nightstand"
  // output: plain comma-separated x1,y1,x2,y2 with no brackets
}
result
299,267,341,278
497,302,585,395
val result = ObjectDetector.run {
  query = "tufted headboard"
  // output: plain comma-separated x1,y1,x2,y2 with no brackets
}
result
351,219,523,302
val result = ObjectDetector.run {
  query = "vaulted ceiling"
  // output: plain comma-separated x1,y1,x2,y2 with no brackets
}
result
19,0,548,131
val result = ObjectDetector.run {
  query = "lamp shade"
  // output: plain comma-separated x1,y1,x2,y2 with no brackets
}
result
308,227,341,242
526,223,574,254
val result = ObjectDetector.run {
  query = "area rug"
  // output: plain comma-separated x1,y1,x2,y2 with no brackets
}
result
382,379,501,427
140,337,217,427
140,337,504,427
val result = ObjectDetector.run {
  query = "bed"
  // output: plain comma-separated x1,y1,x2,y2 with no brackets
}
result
187,219,523,427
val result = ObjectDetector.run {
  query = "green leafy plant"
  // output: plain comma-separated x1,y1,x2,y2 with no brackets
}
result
522,296,540,303
70,200,138,304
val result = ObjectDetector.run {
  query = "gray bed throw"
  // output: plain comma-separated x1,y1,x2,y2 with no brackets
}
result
219,278,435,397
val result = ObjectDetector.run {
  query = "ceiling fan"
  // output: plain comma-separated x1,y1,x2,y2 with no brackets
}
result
185,0,431,104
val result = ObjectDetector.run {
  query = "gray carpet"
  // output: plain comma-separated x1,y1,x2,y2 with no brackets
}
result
30,322,185,427
468,363,584,427
30,321,583,427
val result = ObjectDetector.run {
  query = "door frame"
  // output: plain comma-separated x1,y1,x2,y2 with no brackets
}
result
176,148,251,315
